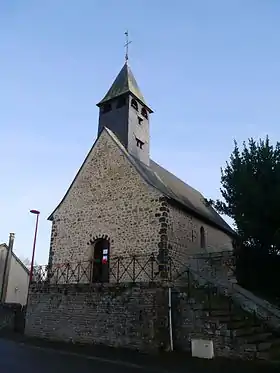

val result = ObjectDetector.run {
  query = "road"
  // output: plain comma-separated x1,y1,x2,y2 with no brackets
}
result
0,338,160,373
0,338,278,373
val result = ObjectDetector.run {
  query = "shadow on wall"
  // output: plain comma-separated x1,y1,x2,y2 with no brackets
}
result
0,303,26,334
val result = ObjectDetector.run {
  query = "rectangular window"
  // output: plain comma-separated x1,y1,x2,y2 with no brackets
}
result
136,138,144,149
138,116,143,125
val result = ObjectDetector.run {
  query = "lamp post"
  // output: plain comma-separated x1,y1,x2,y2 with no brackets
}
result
29,209,40,284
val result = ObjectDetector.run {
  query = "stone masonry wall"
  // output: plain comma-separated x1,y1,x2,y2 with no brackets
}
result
25,283,253,359
166,201,233,266
25,283,168,352
48,129,234,281
172,287,233,357
171,286,254,360
49,130,163,267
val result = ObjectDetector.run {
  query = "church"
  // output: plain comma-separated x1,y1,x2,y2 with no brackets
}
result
47,60,235,281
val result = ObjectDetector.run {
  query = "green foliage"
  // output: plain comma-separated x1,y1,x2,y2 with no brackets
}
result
213,136,280,253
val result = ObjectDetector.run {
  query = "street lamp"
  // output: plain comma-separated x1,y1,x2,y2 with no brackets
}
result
29,209,40,284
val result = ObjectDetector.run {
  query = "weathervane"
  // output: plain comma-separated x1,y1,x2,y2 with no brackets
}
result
124,30,131,63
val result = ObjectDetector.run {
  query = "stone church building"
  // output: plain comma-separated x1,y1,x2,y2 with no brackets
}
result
47,61,235,281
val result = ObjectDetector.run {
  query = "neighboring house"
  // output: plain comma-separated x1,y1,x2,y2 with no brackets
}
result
0,242,29,305
47,61,236,280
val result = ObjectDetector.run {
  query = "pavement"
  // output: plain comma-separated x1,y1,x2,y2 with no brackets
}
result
0,333,280,373
0,338,159,373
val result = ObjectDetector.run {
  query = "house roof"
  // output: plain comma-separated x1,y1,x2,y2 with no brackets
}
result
48,128,235,237
97,63,153,112
0,244,29,274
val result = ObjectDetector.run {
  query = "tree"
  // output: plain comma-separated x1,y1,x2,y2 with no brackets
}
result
210,136,280,254
20,257,42,281
20,257,32,269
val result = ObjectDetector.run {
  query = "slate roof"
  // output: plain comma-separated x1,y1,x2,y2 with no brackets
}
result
135,158,235,235
105,129,235,236
97,63,153,112
48,127,235,236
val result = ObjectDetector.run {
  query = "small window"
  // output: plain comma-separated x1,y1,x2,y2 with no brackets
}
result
131,99,138,111
102,103,112,113
117,96,126,108
136,138,144,149
138,116,143,125
200,226,206,249
141,107,148,119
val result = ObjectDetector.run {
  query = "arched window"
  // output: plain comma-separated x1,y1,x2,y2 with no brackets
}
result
91,238,110,283
141,107,148,119
131,98,138,111
200,226,206,249
102,103,112,113
117,96,126,108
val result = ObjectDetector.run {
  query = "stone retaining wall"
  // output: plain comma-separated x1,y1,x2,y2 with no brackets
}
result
24,282,251,358
25,283,168,352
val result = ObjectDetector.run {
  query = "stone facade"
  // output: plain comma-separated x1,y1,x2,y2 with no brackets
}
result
166,202,233,263
25,283,167,352
49,129,163,267
47,60,234,279
25,282,262,360
48,128,233,278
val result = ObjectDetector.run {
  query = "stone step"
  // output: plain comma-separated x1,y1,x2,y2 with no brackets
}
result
205,317,245,326
233,325,264,337
255,351,280,362
243,338,280,353
243,344,258,353
256,351,270,360
260,343,280,360
229,320,261,330
240,332,272,345
259,338,280,351
207,310,234,317
205,313,245,323
189,297,231,308
257,341,275,352
200,302,232,310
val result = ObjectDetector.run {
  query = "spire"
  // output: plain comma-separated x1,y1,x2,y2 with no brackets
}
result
124,30,131,64
97,63,152,112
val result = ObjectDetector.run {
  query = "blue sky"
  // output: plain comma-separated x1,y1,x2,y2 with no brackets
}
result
1,0,280,264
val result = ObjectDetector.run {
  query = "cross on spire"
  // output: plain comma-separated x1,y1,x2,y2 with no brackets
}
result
124,30,131,63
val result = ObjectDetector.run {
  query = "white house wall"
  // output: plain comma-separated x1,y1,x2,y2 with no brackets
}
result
5,255,29,306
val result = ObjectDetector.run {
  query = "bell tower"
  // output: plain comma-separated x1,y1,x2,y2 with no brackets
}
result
96,61,153,165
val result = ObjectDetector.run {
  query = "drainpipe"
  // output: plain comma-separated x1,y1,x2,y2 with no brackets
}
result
1,233,15,303
168,286,174,351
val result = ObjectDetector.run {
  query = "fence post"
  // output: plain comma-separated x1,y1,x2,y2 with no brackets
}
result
157,247,169,281
187,269,190,297
229,298,233,340
151,253,155,281
168,256,172,281
66,263,70,283
132,256,136,283
77,262,81,283
117,257,120,283
207,282,212,314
